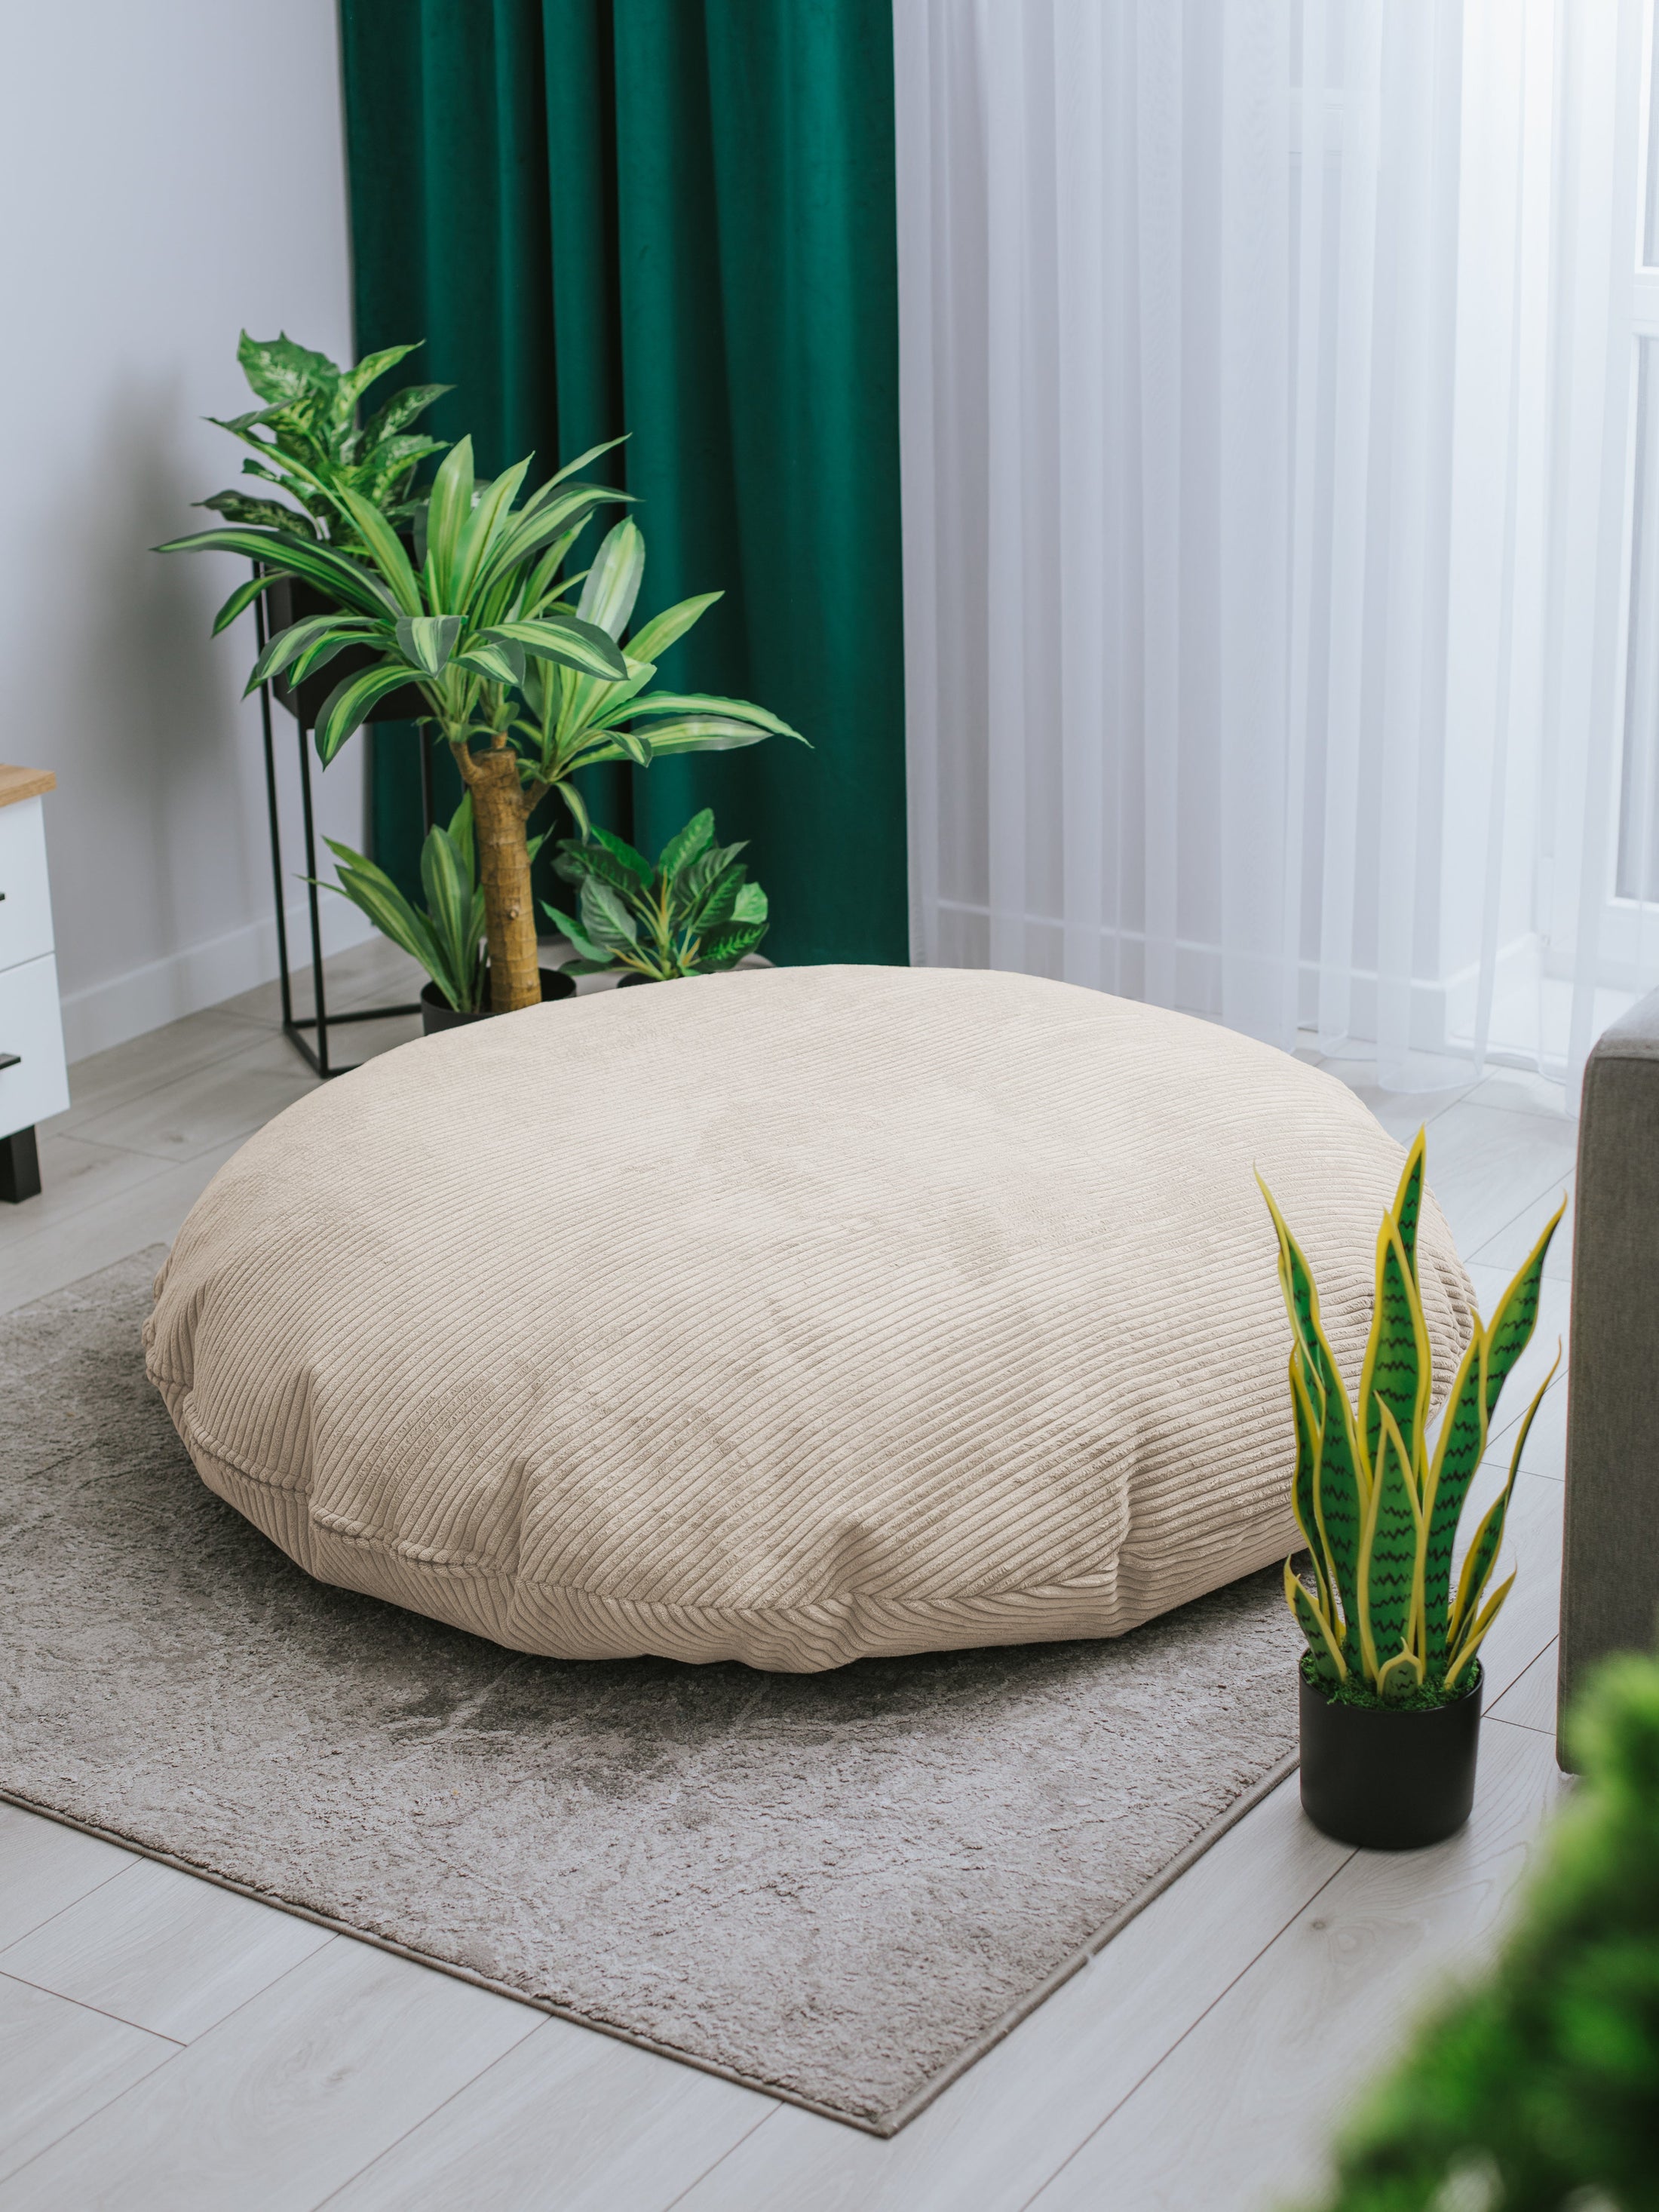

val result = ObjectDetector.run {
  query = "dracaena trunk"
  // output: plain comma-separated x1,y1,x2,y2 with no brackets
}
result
466,744,541,1013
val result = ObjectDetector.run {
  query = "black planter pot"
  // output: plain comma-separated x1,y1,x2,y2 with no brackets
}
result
1299,1667,1483,1850
420,968,575,1036
265,573,427,728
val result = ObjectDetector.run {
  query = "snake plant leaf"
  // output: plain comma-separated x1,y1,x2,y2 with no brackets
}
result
1288,1354,1337,1623
1447,1345,1560,1666
580,877,639,950
1376,1646,1426,1701
1446,1570,1516,1692
1285,1560,1347,1684
1256,1177,1328,1415
1420,1328,1491,1674
1358,1214,1431,1477
1391,1127,1428,1281
1359,1402,1423,1688
423,435,475,601
657,809,717,878
332,487,424,614
1481,1201,1565,1423
590,826,654,884
486,618,627,680
577,520,646,642
394,615,462,678
314,662,423,765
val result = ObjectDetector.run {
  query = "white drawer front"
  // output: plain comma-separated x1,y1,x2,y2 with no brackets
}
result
0,797,55,972
0,952,69,1134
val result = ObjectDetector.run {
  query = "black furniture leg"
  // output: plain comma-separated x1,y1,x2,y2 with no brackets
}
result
0,1124,41,1203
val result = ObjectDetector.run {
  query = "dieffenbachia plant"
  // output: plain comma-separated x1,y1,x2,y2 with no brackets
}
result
159,440,803,1015
544,809,768,981
198,331,452,545
1259,1131,1564,1706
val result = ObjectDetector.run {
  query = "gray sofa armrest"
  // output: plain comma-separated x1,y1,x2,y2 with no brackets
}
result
1559,987,1659,1763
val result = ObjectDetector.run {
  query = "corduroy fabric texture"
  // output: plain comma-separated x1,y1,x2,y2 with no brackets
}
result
145,965,1476,1673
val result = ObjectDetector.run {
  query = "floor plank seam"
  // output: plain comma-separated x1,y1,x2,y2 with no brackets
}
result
1008,1849,1360,2211
0,1848,137,1953
0,1964,187,2047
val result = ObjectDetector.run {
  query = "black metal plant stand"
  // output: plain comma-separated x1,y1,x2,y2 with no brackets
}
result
254,578,434,1078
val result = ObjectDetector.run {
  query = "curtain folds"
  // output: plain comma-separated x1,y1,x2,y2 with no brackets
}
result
896,0,1648,1092
338,0,908,968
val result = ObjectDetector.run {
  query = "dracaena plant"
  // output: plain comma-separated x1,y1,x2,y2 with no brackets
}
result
1259,1130,1564,1708
544,810,768,980
508,515,804,839
159,434,805,1016
199,330,451,544
320,796,543,1016
159,435,636,1011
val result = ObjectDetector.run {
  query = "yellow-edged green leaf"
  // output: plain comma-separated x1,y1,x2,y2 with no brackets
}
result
1285,1559,1347,1683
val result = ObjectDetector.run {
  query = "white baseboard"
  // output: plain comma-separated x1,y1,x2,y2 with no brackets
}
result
59,899,379,1066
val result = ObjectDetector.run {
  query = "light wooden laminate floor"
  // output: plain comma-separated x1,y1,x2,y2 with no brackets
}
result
0,944,1580,2210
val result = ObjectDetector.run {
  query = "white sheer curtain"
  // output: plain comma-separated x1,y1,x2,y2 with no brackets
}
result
894,0,1648,1094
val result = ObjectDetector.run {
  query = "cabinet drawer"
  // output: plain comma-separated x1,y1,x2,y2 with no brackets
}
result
0,796,54,972
0,952,69,1134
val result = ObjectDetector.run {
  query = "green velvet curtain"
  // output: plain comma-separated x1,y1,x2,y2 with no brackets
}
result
338,0,907,968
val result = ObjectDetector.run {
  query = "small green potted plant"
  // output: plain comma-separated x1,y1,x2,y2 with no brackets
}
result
318,799,572,1034
1259,1131,1564,1850
201,331,450,724
543,809,769,983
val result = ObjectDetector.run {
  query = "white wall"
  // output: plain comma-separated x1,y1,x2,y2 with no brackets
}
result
0,0,375,1063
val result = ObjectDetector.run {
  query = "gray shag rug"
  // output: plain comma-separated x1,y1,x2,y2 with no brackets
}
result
0,1253,1299,2133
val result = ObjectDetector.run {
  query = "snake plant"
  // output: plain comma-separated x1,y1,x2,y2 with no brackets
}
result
544,809,768,980
1259,1131,1564,1707
198,330,451,544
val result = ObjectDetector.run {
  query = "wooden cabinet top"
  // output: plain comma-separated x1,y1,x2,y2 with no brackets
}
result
0,765,56,808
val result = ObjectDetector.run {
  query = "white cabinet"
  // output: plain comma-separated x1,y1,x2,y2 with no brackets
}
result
0,769,68,1201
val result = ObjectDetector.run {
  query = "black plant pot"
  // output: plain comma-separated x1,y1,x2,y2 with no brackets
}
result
1299,1666,1483,1850
419,968,575,1036
265,573,427,728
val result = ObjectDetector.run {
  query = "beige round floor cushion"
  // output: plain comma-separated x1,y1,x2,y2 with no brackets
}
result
146,965,1476,1674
